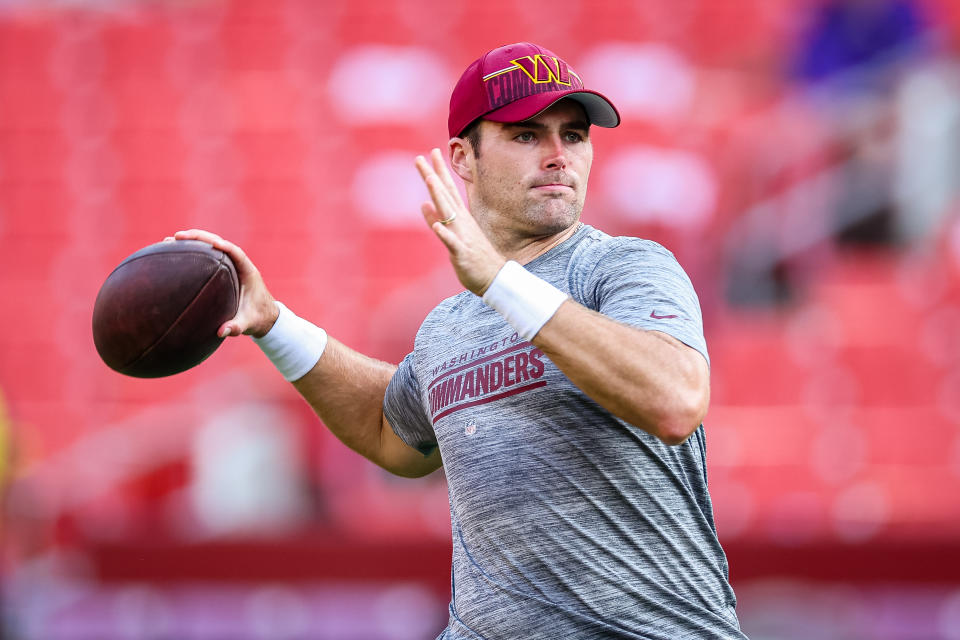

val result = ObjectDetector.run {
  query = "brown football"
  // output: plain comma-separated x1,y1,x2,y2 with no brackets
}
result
92,240,240,378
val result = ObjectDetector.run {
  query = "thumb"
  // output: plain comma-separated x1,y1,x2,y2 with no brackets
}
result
218,312,249,337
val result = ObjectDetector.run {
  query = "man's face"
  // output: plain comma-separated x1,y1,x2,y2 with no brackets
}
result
468,100,593,236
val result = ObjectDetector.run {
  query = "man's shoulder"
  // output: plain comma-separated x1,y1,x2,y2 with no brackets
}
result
416,290,480,335
578,226,673,254
431,289,474,314
570,226,678,276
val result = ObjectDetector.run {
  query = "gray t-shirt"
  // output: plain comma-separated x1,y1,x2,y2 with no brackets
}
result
383,225,746,640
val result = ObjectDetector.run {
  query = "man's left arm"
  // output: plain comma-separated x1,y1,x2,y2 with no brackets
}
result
533,302,709,445
416,149,709,445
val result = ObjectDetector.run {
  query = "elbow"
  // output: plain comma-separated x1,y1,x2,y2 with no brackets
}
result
385,467,420,479
655,416,703,446
651,386,710,447
387,462,435,479
657,423,697,446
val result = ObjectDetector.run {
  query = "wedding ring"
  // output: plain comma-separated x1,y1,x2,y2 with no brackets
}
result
439,212,457,225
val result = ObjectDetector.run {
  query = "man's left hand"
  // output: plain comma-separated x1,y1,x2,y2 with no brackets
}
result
416,148,506,296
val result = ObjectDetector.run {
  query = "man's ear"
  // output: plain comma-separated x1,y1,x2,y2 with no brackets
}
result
449,138,474,183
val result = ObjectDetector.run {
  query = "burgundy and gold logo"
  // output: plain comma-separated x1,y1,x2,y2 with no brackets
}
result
482,55,583,109
428,340,547,424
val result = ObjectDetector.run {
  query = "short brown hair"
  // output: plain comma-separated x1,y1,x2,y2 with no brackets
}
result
461,120,482,158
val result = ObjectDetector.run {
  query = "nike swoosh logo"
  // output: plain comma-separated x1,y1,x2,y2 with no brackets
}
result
650,311,678,320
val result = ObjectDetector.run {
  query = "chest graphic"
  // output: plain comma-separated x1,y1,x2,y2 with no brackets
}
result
427,341,547,424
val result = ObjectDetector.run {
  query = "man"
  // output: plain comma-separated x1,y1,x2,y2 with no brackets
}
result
176,42,746,640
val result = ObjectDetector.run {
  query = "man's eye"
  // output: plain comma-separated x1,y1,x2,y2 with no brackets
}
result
515,132,535,142
565,132,584,142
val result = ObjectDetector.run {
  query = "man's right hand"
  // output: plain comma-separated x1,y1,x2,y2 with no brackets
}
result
167,230,440,478
171,229,279,338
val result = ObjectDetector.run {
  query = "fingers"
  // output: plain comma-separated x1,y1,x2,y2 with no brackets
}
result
417,151,466,216
422,174,461,224
174,228,224,245
414,156,437,221
415,149,509,295
219,315,252,339
173,228,252,275
421,202,464,251
174,229,237,258
219,319,242,338
420,200,440,226
416,160,454,226
416,149,476,256
166,229,276,338
431,221,465,254
217,294,264,338
430,148,462,206
415,155,438,193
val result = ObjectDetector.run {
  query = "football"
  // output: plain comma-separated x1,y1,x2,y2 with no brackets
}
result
92,240,240,378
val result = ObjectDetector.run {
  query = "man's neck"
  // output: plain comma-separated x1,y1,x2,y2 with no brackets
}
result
485,220,583,266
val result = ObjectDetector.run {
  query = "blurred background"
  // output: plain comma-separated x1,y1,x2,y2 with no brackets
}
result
1,0,960,638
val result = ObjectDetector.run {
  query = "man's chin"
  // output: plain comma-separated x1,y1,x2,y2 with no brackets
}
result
527,204,581,234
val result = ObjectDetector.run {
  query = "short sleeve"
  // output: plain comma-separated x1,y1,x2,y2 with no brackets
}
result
570,237,709,366
383,352,438,456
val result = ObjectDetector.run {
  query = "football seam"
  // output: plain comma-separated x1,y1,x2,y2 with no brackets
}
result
107,245,223,278
119,263,228,373
218,252,240,300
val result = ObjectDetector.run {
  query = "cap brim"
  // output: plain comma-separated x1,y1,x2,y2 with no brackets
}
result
483,90,620,129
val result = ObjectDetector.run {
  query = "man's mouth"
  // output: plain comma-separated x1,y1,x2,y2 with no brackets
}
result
531,178,574,191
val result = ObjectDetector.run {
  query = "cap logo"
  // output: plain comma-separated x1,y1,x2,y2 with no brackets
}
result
513,55,571,85
482,55,582,110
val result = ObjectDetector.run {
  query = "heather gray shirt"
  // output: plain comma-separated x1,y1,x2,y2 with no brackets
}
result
384,225,745,640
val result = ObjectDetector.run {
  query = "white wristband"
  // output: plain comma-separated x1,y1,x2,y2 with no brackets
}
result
252,302,328,382
481,261,568,341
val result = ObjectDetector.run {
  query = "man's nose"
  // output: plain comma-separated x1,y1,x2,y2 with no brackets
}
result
542,135,567,170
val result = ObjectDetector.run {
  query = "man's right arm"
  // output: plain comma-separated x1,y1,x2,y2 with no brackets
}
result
291,337,442,478
172,229,441,479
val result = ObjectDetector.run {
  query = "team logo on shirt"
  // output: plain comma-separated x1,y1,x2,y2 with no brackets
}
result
427,336,547,424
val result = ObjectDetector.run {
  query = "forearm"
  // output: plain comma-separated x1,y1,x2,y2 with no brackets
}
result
291,337,394,459
532,301,709,445
167,229,437,475
290,338,441,478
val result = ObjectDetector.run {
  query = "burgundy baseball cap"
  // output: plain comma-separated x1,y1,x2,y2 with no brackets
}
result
448,42,620,138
